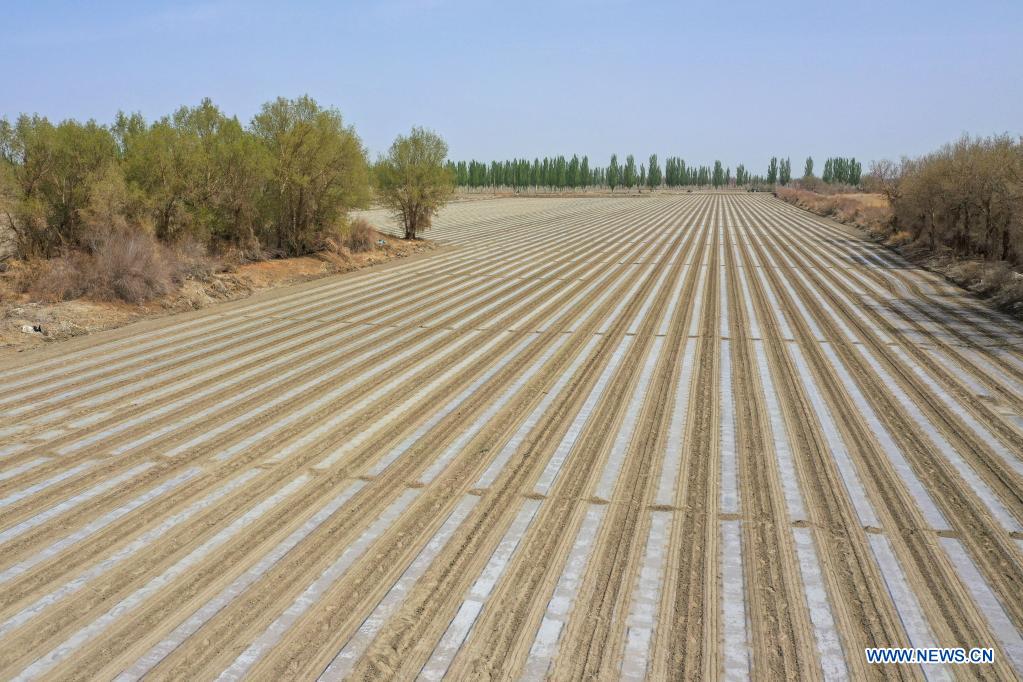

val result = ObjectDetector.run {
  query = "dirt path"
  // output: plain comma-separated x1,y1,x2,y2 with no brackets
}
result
1,194,1022,680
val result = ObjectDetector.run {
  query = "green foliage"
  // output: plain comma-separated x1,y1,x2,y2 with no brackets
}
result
449,152,759,191
118,99,272,247
647,154,661,189
665,157,680,186
374,127,455,239
607,154,620,191
250,96,370,254
735,164,748,186
803,157,814,178
0,115,118,255
712,160,724,187
820,157,862,186
623,154,637,190
767,157,778,185
1,96,372,260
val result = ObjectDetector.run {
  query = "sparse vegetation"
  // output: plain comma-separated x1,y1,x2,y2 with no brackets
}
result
775,186,890,234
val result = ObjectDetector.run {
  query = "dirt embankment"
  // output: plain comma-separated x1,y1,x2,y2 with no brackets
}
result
776,187,1023,318
0,237,434,353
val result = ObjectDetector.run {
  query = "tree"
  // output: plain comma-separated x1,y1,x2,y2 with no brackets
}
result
608,154,620,192
735,163,747,186
252,96,370,254
849,158,862,185
867,159,903,206
0,161,18,259
623,154,637,191
0,114,119,256
779,157,791,185
648,154,662,190
883,134,1022,262
712,160,724,187
803,157,814,179
374,127,454,240
78,162,131,236
767,157,778,185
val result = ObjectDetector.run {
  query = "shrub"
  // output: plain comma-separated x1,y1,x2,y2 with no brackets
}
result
877,135,1023,264
170,235,217,280
94,231,175,302
18,252,96,302
18,230,176,303
317,217,380,260
886,230,913,248
992,275,1023,313
342,218,378,253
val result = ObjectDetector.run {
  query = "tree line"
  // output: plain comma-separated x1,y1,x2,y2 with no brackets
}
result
821,157,862,185
0,96,375,259
869,134,1023,264
449,154,771,191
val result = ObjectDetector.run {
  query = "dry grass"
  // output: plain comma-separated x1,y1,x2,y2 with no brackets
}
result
15,217,389,307
343,218,379,253
775,187,891,234
18,231,179,304
317,218,382,267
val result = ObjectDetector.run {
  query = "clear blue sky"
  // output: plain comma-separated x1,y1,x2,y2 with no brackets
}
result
3,0,1021,171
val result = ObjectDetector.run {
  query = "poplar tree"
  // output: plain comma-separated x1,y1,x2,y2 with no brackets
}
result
567,154,580,188
623,154,637,191
849,158,862,185
767,157,778,185
735,163,747,186
647,153,661,189
803,157,813,179
608,154,620,192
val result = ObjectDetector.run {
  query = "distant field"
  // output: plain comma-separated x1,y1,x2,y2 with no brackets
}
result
2,195,1023,678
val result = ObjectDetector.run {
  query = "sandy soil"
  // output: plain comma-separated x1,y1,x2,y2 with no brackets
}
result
1,195,1022,679
0,237,433,355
